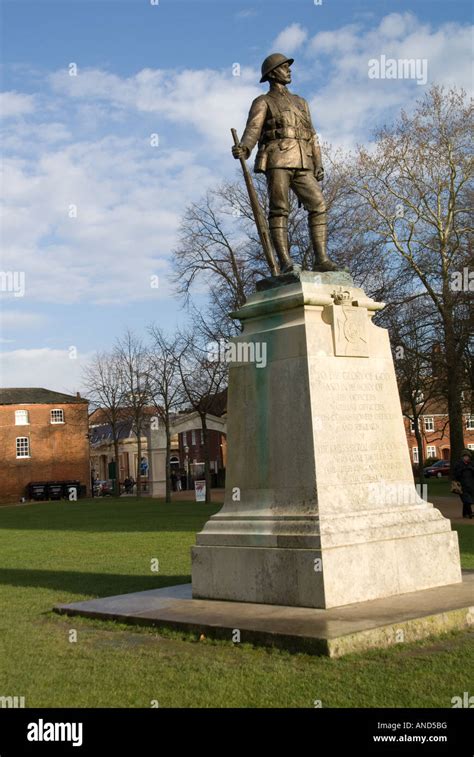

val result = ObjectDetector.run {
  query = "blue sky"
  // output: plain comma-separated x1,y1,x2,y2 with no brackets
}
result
0,0,472,393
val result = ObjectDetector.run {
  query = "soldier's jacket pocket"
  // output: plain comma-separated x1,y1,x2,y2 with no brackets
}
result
254,149,268,173
278,139,293,151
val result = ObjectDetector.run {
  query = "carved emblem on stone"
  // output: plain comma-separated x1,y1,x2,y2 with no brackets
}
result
330,304,369,357
331,287,354,305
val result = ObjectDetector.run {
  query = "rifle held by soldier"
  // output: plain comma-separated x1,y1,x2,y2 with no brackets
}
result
231,128,279,277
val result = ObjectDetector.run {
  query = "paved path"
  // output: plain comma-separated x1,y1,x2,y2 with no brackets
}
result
431,495,474,525
170,488,225,503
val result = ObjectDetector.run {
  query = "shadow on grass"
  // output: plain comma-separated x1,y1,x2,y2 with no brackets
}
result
0,568,189,597
0,499,219,532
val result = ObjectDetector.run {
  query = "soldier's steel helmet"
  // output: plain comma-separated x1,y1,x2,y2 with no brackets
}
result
260,53,294,83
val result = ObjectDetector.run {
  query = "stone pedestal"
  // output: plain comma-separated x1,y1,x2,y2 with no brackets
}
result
192,272,462,609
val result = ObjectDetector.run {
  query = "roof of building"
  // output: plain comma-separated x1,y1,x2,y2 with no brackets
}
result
0,388,88,405
89,421,134,447
197,387,228,417
89,406,158,425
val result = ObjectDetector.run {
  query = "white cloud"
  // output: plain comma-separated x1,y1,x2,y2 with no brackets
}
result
378,12,414,39
0,348,94,395
0,311,49,348
308,25,360,56
0,310,47,331
0,64,268,307
2,13,470,314
1,121,71,152
1,135,217,305
236,9,257,19
272,23,308,54
304,13,472,149
0,91,35,118
49,66,261,151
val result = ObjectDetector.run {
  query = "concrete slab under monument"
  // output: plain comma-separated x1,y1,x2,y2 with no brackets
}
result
53,572,474,657
191,272,463,608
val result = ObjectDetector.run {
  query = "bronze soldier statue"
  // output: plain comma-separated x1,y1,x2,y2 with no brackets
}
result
232,53,338,274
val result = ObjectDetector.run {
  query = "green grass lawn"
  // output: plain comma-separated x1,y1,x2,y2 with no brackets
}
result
425,478,452,497
0,497,472,708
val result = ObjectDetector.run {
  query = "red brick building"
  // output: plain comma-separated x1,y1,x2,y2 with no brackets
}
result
176,390,228,487
178,425,227,485
403,403,474,466
0,388,90,504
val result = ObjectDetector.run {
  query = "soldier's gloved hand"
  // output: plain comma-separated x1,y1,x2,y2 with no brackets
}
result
232,145,250,160
315,166,324,182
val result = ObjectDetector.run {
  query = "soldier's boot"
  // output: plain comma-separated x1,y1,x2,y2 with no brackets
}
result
309,213,338,272
269,217,294,273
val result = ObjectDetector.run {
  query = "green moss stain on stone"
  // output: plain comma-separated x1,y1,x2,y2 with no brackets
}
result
247,311,283,490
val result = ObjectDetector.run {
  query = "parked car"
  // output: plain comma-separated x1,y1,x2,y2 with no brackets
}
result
93,479,114,496
423,460,450,478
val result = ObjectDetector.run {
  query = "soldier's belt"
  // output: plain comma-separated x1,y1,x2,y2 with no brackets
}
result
262,127,313,142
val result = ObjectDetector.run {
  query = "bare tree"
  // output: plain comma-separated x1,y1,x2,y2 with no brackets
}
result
172,189,251,314
171,148,388,330
387,301,447,482
147,326,184,503
82,351,126,496
114,330,153,497
353,86,473,465
175,329,227,503
462,339,474,412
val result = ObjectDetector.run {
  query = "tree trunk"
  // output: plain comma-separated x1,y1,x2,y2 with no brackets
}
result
413,416,425,487
446,369,465,469
165,415,171,504
136,429,142,497
442,312,466,468
201,413,212,504
113,437,121,497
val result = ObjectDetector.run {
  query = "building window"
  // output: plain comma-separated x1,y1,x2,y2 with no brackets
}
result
467,444,474,451
50,408,64,424
412,447,419,463
15,409,29,425
426,445,437,459
191,430,196,445
466,415,474,430
200,430,204,444
410,420,418,434
16,437,30,458
423,416,434,432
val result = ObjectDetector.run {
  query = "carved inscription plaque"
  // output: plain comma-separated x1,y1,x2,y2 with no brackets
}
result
312,362,411,490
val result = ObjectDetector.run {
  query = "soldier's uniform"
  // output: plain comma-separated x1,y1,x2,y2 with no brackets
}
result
240,82,325,218
236,54,336,273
